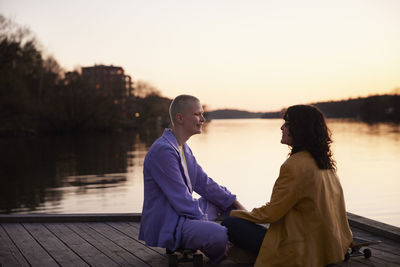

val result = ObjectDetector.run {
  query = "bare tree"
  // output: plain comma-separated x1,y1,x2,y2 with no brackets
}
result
134,80,161,98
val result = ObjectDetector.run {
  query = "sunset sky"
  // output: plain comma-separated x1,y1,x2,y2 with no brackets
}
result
1,0,399,111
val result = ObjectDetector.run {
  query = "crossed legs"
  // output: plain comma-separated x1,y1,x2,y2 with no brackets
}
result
222,216,267,254
180,219,228,265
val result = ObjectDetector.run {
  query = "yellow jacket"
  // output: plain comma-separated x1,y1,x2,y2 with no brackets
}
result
230,151,353,267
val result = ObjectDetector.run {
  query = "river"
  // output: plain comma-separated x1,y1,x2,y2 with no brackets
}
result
1,119,399,227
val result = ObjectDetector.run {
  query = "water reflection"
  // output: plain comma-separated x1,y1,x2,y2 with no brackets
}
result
0,120,399,227
0,131,159,213
326,119,400,227
328,119,400,138
189,119,400,227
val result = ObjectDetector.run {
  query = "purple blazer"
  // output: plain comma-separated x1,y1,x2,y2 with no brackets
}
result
139,129,236,250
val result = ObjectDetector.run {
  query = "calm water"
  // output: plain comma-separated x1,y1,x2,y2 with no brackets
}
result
1,119,399,227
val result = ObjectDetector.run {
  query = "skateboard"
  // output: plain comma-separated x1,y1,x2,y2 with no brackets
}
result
344,237,381,261
166,248,203,266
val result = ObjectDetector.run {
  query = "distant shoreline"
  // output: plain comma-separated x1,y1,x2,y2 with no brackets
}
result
207,94,400,123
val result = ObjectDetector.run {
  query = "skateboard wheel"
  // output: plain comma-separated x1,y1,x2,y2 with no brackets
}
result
363,248,372,258
168,254,178,267
344,252,350,261
193,253,203,266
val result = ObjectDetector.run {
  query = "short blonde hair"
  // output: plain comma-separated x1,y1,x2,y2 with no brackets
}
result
169,95,200,126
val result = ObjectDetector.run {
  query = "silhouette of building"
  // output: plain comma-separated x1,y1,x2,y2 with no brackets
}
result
81,65,133,98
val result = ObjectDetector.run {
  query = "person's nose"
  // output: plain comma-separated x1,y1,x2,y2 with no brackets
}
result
200,114,205,122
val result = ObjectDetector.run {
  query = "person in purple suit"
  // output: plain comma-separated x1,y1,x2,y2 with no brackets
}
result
139,94,245,265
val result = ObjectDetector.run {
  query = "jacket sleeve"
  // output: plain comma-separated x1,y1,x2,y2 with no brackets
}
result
147,147,205,220
230,162,298,223
191,157,236,210
186,146,236,210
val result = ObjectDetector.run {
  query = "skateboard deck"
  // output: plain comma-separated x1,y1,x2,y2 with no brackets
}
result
166,248,203,266
344,237,381,261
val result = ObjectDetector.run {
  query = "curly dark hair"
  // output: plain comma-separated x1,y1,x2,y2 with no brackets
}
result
283,105,336,170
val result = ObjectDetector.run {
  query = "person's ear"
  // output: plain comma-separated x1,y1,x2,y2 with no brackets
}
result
176,113,184,124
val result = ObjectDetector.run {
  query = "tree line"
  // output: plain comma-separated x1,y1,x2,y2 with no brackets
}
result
261,94,400,123
312,94,400,123
2,14,398,138
0,15,172,137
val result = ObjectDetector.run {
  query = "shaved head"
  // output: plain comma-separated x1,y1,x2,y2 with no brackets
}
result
169,95,200,126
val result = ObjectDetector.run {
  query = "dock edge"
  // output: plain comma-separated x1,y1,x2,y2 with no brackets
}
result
0,212,399,242
347,212,400,242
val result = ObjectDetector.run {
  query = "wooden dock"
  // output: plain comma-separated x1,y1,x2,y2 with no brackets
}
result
0,213,399,266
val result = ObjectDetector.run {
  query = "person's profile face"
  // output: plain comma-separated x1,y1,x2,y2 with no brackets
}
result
280,121,293,146
181,100,205,135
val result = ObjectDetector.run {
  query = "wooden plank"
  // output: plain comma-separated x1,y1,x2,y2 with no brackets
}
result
350,227,400,266
366,251,400,267
67,222,149,267
126,221,400,267
330,226,400,267
335,257,397,267
351,226,400,256
23,223,88,267
0,213,397,267
347,212,400,242
0,213,141,223
110,222,167,255
2,223,58,266
45,223,119,267
0,224,29,267
125,222,256,266
126,222,397,266
125,222,257,266
86,222,168,266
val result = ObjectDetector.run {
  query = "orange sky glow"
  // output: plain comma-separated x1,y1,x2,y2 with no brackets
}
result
1,0,399,111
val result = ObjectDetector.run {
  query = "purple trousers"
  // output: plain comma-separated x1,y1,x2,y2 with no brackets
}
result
178,198,233,265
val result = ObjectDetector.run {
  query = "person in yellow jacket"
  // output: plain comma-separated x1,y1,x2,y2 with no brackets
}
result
222,105,353,267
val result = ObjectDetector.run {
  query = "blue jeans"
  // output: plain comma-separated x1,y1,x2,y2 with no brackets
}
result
221,216,267,254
